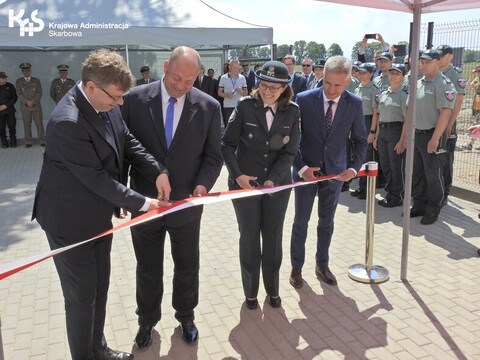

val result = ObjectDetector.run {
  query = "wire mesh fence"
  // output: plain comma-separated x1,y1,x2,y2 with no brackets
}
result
420,18,480,192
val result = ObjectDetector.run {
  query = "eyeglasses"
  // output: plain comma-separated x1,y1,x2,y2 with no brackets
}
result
97,84,128,102
242,64,249,67
302,64,311,67
258,82,283,93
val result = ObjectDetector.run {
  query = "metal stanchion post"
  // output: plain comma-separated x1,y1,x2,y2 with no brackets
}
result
0,315,4,360
348,161,389,283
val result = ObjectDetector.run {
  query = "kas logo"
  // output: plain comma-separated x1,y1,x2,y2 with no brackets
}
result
9,9,45,36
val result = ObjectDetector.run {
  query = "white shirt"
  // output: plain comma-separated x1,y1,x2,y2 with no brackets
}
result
161,75,186,139
264,103,278,131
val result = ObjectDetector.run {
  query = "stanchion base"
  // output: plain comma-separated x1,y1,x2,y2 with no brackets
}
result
348,264,389,283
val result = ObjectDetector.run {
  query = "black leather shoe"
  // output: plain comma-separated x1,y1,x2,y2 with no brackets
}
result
421,213,438,225
441,196,448,207
351,190,366,199
289,268,303,288
134,324,153,349
266,295,282,308
409,207,426,218
341,182,350,192
315,266,337,285
378,198,402,208
93,346,134,360
180,320,198,345
25,144,32,148
245,298,258,309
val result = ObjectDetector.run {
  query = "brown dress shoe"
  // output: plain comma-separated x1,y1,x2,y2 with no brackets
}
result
289,268,303,288
315,266,337,285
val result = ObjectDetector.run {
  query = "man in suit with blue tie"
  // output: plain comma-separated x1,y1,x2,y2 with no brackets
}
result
121,46,223,348
241,60,256,94
289,56,367,288
283,54,307,98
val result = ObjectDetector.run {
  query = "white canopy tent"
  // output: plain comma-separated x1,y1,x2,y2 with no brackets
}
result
318,0,479,280
0,0,272,47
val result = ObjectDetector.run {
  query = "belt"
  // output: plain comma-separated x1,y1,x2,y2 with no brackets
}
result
415,128,435,134
379,121,403,128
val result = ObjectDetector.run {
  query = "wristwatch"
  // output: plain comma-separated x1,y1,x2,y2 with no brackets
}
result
370,130,376,134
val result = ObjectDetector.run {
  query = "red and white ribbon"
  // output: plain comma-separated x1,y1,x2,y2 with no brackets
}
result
0,165,375,280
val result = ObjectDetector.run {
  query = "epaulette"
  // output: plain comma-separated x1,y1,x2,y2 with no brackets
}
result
402,86,410,95
238,95,254,103
441,74,452,83
372,82,381,89
454,66,463,73
289,100,299,108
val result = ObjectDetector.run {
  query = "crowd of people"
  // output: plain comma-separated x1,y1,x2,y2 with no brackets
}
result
0,35,478,359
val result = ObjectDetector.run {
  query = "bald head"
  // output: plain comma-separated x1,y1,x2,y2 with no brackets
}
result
163,46,201,98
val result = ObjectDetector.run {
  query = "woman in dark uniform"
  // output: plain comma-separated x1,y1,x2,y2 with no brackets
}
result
221,61,300,310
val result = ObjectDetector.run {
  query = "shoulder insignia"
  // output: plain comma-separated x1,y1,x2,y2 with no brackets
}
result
454,66,463,74
238,95,254,103
289,100,299,108
445,89,455,102
375,93,380,104
441,74,452,83
402,86,410,95
457,77,466,89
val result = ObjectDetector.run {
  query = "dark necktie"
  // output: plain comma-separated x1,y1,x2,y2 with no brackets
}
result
165,97,177,148
99,111,114,137
325,100,335,135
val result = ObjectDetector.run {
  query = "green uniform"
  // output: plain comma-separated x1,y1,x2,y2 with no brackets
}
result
414,72,456,130
355,81,380,116
16,76,44,145
412,72,456,219
377,87,408,204
346,77,360,93
50,77,75,104
373,73,390,92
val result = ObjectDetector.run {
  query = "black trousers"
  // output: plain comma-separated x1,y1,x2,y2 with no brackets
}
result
132,217,200,326
359,115,377,191
46,232,111,360
232,190,291,298
222,107,234,128
412,132,447,215
0,111,16,138
377,126,405,203
443,136,457,196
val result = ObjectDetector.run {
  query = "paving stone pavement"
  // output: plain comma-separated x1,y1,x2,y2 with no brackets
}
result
0,145,479,360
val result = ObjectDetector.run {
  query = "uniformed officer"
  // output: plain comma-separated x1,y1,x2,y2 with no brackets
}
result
0,72,18,148
374,52,393,92
346,61,362,93
410,49,456,225
436,45,466,206
15,63,44,147
309,58,326,89
374,64,409,207
136,66,156,85
221,61,300,310
351,63,381,199
50,64,75,104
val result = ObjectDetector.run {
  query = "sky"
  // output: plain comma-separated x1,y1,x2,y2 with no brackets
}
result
205,0,480,56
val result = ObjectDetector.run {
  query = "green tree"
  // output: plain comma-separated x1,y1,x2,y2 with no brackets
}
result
293,40,307,63
465,49,480,63
257,46,271,59
328,43,343,56
277,44,290,60
306,41,327,61
351,41,382,61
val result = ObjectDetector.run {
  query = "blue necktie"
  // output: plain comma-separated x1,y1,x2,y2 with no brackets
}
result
165,97,177,148
100,112,114,137
325,100,335,135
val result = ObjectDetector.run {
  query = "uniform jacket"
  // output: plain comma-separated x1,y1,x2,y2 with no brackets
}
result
136,78,157,86
222,96,301,188
291,73,307,97
0,82,18,113
193,75,215,97
243,70,256,94
32,84,164,240
293,87,367,177
122,83,223,227
50,77,76,104
16,77,42,111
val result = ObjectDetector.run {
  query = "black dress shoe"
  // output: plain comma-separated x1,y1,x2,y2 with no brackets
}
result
378,198,402,208
266,295,282,308
341,182,350,192
410,207,426,218
93,346,134,360
351,189,366,199
315,266,337,285
134,324,153,349
289,267,303,288
25,144,32,148
420,213,438,225
245,298,258,309
180,320,198,345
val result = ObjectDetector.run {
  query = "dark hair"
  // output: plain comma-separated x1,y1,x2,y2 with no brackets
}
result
251,84,293,111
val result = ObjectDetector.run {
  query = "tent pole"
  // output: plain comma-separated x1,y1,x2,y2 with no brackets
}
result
400,1,422,281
